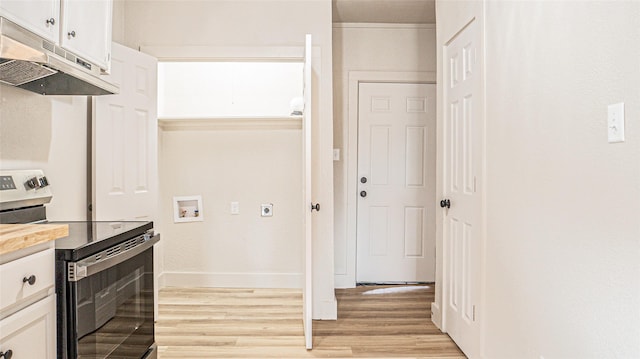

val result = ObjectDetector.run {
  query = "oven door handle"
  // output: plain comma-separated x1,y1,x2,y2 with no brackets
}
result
68,233,160,282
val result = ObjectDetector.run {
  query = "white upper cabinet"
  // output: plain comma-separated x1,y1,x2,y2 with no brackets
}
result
0,0,113,72
0,0,61,43
60,0,113,71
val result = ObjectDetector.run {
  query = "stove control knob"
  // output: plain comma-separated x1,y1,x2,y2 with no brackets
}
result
38,176,49,187
25,177,39,189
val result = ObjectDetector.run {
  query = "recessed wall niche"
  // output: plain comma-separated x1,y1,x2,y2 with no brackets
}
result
173,195,203,223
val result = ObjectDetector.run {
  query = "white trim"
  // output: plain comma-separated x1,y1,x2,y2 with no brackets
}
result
158,117,302,131
157,270,166,289
160,271,303,289
431,302,442,330
140,45,304,62
338,71,437,288
313,298,338,320
333,23,436,29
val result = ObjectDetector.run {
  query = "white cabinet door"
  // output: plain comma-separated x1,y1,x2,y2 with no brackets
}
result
0,0,60,43
0,248,55,313
0,295,56,359
93,43,158,222
60,0,112,70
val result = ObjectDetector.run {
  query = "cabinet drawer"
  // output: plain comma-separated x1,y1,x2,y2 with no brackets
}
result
0,295,55,359
0,248,54,313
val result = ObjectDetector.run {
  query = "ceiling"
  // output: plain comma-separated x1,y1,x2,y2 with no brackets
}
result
332,0,436,24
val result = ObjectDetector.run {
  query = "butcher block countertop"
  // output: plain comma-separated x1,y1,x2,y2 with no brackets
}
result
0,224,69,256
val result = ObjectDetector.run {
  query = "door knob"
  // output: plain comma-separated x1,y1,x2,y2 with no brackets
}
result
360,190,367,198
360,177,367,184
440,199,450,208
0,349,13,359
46,18,55,25
311,203,320,212
68,30,76,38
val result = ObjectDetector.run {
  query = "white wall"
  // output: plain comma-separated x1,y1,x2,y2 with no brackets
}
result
0,86,88,221
332,24,436,287
120,0,336,318
159,126,303,287
437,1,640,357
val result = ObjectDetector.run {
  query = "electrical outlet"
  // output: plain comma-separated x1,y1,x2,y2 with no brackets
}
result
231,201,240,215
261,203,273,217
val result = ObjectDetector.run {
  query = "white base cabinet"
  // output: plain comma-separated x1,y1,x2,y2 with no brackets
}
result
0,243,56,359
0,295,56,359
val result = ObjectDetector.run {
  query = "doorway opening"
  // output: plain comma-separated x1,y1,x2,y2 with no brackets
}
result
154,59,306,288
150,41,316,348
342,71,437,289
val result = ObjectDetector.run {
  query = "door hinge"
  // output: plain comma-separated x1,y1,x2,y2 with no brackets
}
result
473,176,477,193
472,305,476,321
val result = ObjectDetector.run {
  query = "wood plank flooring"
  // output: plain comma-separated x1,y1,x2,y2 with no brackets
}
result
156,285,466,358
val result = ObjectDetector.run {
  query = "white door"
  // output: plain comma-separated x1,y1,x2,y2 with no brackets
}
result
356,83,436,283
442,20,482,358
302,34,313,350
93,43,158,222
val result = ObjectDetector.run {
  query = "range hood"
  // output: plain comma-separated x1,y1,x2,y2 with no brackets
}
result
0,17,118,95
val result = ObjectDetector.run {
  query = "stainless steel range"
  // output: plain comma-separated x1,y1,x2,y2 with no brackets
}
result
0,170,159,359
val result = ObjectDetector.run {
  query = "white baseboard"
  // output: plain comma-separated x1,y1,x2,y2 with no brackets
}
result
431,301,443,330
334,273,356,289
313,296,338,320
160,271,303,288
157,271,167,288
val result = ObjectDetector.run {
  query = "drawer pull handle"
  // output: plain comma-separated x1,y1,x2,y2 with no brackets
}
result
0,349,13,359
23,275,36,285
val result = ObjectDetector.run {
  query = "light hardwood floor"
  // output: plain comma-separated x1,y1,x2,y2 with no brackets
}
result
156,285,466,358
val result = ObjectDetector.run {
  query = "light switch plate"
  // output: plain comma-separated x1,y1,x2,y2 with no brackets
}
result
608,102,625,143
231,201,240,215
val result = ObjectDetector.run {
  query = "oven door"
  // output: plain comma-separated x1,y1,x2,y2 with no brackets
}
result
66,234,159,359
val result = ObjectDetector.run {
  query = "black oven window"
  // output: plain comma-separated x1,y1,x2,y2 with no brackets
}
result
73,249,154,358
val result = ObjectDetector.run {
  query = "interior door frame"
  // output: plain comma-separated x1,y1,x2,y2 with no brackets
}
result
140,44,318,347
339,71,436,289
